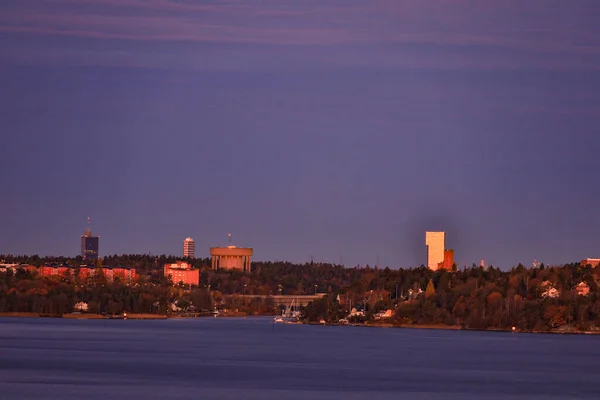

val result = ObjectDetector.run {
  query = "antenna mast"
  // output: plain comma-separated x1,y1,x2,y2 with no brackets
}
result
85,216,92,236
228,233,231,246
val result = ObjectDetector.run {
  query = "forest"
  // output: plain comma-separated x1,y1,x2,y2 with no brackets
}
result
1,254,599,332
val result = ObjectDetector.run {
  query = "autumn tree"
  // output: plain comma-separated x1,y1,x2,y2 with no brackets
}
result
425,279,436,298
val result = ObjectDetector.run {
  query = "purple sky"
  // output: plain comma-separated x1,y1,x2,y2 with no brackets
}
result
1,0,600,268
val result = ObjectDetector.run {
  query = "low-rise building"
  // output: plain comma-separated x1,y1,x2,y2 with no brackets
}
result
581,259,600,268
0,263,19,273
348,308,365,318
74,302,88,312
374,309,394,320
38,266,71,278
575,282,590,296
111,267,138,283
542,287,560,299
38,265,137,284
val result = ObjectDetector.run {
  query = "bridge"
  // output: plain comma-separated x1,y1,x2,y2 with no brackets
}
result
227,294,326,308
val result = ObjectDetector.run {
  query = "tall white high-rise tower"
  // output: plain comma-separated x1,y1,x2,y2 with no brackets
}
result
426,231,445,270
183,237,195,259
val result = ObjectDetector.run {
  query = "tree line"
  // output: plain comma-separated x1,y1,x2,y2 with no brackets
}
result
2,254,599,332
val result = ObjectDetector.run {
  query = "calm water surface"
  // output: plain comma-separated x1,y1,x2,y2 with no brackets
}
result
1,317,599,399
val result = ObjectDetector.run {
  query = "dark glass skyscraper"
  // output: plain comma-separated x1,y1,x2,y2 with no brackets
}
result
81,229,99,262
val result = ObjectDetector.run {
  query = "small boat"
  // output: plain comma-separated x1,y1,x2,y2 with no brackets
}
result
282,299,302,319
274,316,284,323
211,309,219,317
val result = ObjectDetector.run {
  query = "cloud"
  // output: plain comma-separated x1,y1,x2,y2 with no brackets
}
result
0,0,597,48
1,0,599,70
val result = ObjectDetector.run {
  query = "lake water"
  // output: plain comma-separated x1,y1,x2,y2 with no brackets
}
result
1,317,599,399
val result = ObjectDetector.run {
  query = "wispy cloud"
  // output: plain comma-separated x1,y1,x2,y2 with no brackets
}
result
1,0,599,69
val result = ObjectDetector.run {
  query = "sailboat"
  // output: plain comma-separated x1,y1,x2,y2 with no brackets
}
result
278,299,302,324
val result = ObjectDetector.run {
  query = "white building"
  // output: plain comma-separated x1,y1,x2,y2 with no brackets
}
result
539,280,560,298
348,308,365,318
183,237,195,259
74,302,88,312
426,231,445,271
374,309,393,320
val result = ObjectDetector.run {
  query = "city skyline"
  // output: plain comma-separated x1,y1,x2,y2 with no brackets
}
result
0,224,585,269
1,1,600,269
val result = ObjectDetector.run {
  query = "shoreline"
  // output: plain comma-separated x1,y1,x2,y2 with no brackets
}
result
0,312,168,320
301,320,600,335
2,313,599,335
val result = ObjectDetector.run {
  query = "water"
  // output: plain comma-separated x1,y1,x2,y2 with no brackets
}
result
1,317,599,399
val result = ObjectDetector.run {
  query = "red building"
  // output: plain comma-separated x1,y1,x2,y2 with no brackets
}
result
24,265,38,274
37,265,138,284
111,267,137,284
38,266,70,277
581,259,600,268
78,267,93,280
39,266,57,277
164,262,200,286
437,250,455,270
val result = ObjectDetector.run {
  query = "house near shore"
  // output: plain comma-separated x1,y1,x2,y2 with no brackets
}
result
74,302,88,312
540,280,560,299
348,308,364,318
542,287,560,299
575,282,590,296
374,309,393,320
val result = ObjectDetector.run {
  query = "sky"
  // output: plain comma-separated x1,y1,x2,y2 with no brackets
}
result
1,0,600,269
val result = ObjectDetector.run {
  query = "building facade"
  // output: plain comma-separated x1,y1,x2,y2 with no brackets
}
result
38,266,138,284
164,261,200,286
438,249,455,270
81,228,99,262
210,246,253,272
581,258,600,268
39,266,71,277
183,237,195,258
426,231,445,271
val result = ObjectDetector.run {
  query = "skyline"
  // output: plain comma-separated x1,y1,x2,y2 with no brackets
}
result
0,223,592,269
1,1,600,268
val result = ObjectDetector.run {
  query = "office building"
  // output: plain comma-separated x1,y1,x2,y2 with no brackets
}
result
81,227,99,262
183,237,195,258
426,231,445,271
